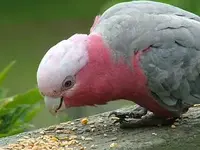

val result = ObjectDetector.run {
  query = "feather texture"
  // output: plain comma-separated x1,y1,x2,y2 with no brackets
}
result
91,1,200,114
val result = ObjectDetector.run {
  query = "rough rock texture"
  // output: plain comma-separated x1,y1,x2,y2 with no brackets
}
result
1,106,200,150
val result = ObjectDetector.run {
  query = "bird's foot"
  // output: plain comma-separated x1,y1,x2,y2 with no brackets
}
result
118,113,178,128
108,105,147,124
108,105,178,128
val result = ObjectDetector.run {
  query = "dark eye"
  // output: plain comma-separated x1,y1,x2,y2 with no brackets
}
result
64,80,72,88
62,76,75,90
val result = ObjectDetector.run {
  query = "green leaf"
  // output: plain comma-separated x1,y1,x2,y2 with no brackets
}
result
0,61,44,138
0,88,43,138
0,61,16,85
0,88,42,109
23,103,43,123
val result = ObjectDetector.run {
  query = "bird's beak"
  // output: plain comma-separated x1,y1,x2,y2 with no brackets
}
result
44,96,66,115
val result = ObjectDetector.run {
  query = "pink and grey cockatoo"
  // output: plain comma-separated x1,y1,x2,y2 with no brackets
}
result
37,1,200,128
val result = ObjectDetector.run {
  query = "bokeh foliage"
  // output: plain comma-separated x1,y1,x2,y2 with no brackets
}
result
1,0,199,24
0,62,43,138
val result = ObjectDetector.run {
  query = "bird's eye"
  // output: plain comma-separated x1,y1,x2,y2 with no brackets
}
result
62,76,75,90
64,80,72,88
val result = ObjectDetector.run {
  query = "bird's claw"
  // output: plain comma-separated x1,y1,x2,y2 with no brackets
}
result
108,110,146,125
108,106,147,123
108,111,127,119
108,111,127,124
108,107,178,128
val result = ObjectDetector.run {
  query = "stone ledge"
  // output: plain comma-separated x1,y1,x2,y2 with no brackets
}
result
1,106,200,150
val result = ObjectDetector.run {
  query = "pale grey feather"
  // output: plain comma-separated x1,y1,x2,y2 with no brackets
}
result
93,1,200,116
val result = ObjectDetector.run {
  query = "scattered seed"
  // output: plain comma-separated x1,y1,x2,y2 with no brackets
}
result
90,125,95,128
152,133,157,136
111,129,117,132
72,127,77,131
39,131,45,135
85,137,93,141
80,147,86,150
81,118,88,125
81,136,85,140
70,122,75,125
22,136,29,139
91,128,95,132
67,140,78,145
90,144,98,149
171,125,176,129
56,130,64,134
173,122,180,126
69,135,77,140
110,142,118,148
104,133,108,137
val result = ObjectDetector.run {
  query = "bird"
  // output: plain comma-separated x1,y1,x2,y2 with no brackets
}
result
36,1,200,128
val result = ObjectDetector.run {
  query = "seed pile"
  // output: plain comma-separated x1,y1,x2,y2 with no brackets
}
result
2,134,86,150
1,117,115,150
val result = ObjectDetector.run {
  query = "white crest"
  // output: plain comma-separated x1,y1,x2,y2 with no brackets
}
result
37,34,89,95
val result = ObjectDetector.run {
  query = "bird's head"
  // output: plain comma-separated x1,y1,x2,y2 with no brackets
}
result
37,34,91,114
37,33,121,115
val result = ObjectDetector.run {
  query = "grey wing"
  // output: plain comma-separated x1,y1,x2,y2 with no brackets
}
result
139,16,200,114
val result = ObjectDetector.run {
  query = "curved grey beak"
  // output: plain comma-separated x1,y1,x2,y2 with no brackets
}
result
44,96,66,115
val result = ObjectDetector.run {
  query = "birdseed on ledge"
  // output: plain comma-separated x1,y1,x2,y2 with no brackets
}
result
2,134,86,150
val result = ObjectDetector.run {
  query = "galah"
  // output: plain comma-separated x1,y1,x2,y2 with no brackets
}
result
36,1,200,128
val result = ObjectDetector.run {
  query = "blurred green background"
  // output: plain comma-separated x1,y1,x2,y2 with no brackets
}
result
0,0,200,130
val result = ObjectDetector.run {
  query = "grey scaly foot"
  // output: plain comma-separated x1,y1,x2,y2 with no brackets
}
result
108,105,147,124
119,113,178,128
